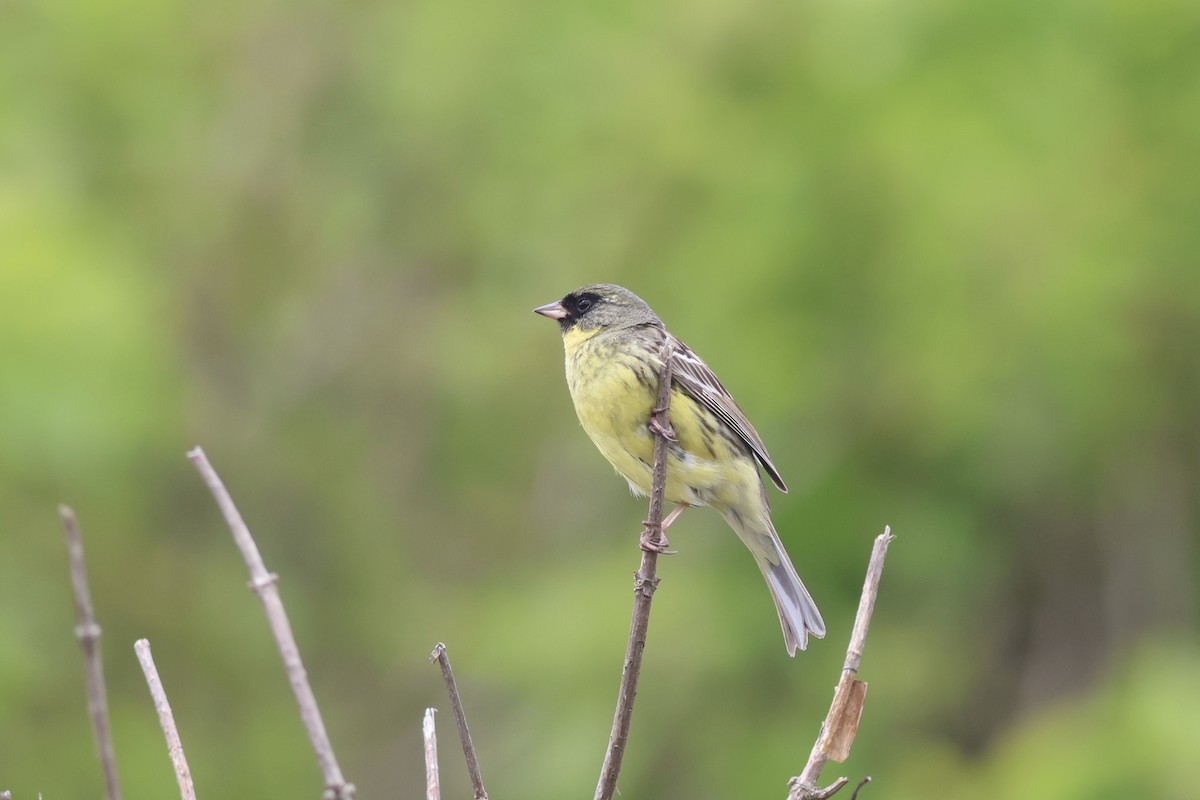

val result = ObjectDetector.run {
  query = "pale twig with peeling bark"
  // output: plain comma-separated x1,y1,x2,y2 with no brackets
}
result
594,341,676,800
787,528,894,800
187,446,356,800
423,708,440,800
134,639,196,800
430,643,487,800
59,505,123,800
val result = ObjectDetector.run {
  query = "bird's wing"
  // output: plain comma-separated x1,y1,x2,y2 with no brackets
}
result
666,332,788,493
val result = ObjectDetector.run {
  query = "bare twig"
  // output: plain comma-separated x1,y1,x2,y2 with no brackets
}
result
787,528,894,800
134,639,196,800
59,505,123,800
187,447,355,800
430,643,487,800
850,776,872,799
423,708,440,800
594,341,676,800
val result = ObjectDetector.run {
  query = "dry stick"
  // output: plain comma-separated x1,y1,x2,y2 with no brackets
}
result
59,505,124,800
594,341,676,800
187,447,356,800
422,708,440,800
134,639,196,800
430,643,487,800
787,528,894,800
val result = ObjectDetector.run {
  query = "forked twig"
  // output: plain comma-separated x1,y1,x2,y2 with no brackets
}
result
423,708,440,800
787,528,894,799
187,447,355,800
594,341,676,800
430,643,487,800
59,505,123,800
134,639,196,800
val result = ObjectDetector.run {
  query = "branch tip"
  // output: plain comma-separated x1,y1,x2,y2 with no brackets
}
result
788,529,894,799
423,708,440,800
850,776,872,800
431,643,487,800
59,505,123,800
135,639,196,800
190,446,354,798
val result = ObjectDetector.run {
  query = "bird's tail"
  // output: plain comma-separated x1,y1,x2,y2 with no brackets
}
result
721,509,825,656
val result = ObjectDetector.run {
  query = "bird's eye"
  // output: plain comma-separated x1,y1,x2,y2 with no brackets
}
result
576,297,593,312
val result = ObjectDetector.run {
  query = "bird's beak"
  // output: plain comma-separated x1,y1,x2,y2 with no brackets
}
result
533,301,569,320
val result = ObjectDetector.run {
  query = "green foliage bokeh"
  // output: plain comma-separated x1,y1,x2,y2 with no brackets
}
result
3,0,1198,798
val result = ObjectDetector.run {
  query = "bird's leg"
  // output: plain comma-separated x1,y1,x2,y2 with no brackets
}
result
661,502,688,531
640,503,687,554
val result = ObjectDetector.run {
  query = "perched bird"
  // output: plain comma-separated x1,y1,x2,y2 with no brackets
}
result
534,284,825,654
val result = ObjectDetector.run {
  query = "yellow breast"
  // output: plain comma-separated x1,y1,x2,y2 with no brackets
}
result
562,328,757,510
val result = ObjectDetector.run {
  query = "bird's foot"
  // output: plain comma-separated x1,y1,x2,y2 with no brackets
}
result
639,522,676,554
648,414,677,442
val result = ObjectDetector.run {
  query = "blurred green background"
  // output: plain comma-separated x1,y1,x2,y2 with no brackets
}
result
3,0,1199,797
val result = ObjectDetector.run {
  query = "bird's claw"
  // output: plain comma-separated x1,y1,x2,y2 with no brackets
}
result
639,522,676,554
648,415,677,442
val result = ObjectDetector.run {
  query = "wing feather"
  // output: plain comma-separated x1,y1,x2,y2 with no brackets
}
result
665,332,788,493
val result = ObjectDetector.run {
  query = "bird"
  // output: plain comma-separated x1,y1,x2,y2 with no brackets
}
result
534,283,825,655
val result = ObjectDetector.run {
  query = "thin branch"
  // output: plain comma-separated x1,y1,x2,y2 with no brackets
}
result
787,528,894,800
430,644,487,800
187,447,356,800
423,708,440,800
850,776,872,800
134,639,196,800
594,340,676,800
59,505,123,800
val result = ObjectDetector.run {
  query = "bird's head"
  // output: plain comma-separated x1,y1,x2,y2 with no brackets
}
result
533,283,659,336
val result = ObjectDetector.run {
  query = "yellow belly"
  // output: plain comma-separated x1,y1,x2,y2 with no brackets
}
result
563,329,758,510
